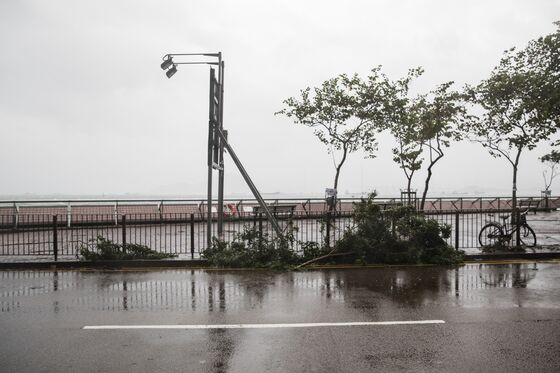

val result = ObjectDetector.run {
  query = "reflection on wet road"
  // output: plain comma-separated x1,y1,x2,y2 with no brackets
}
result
0,264,551,316
1,263,559,372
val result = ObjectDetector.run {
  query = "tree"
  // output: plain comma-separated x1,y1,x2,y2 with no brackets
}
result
370,67,425,204
373,68,465,209
526,22,560,160
465,25,559,211
541,150,560,192
517,21,560,128
277,68,388,211
416,82,466,210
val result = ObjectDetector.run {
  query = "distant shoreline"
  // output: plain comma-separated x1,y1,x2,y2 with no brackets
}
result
0,191,552,201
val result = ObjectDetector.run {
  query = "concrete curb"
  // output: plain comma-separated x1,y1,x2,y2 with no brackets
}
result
0,259,209,270
1,252,560,270
464,252,560,261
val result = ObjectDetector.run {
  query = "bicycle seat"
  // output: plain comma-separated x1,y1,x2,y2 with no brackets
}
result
500,215,509,220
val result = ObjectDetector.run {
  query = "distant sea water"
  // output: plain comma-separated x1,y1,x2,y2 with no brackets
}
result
0,193,328,201
0,189,548,201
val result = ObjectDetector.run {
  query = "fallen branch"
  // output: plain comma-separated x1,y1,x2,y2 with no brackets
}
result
294,251,354,269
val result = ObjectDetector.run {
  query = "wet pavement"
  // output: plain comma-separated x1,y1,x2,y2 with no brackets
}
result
1,263,560,372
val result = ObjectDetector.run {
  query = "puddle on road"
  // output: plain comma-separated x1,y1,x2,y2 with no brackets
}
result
1,264,559,316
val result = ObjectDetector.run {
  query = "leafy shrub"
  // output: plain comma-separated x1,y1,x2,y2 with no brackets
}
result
300,241,331,262
203,227,300,269
80,236,176,261
204,194,463,268
335,194,464,265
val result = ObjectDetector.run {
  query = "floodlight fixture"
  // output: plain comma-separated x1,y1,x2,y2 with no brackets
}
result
158,51,284,245
160,57,174,70
165,65,177,78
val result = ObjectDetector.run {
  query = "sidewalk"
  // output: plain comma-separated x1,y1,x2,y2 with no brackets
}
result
1,251,559,270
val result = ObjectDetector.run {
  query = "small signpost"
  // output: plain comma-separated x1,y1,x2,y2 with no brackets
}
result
325,188,337,210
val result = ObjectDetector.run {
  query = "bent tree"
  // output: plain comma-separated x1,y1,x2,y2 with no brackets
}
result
526,22,560,159
541,150,560,192
277,69,387,211
465,27,559,211
417,82,466,210
376,69,470,210
375,67,425,204
521,21,560,130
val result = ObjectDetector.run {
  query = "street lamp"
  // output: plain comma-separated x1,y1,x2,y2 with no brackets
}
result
161,52,223,249
160,52,283,249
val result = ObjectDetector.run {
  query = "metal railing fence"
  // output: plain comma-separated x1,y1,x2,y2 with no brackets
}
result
1,209,558,261
1,195,559,230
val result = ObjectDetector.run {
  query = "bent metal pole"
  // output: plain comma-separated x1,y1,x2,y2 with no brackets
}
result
216,128,284,240
160,52,282,243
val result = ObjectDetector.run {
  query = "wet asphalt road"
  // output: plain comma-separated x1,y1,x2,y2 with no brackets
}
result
1,263,560,372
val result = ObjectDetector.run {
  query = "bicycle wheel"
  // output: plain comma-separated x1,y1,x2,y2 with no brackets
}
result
520,225,537,250
478,223,504,249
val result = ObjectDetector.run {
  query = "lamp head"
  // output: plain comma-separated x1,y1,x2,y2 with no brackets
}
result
166,64,177,78
160,57,174,70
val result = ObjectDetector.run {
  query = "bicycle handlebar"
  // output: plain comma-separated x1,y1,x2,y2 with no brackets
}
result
487,208,530,219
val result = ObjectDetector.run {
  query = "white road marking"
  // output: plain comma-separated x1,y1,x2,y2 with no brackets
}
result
83,320,445,330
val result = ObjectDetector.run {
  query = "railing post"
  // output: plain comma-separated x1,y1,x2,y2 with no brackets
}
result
515,208,521,247
53,215,58,262
13,202,19,230
258,213,263,239
190,213,195,259
67,202,72,228
325,212,331,248
455,212,460,250
122,214,127,251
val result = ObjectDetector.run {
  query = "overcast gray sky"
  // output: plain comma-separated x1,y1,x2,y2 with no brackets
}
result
0,0,559,198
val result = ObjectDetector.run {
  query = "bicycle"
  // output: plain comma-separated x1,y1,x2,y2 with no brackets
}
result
478,209,536,251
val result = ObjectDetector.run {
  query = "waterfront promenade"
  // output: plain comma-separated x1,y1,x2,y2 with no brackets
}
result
1,196,559,262
1,196,558,222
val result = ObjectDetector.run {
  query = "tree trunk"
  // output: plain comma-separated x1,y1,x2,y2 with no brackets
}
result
512,165,517,210
511,147,522,222
406,176,413,206
420,166,433,211
421,153,444,211
326,153,345,249
330,147,348,213
330,166,341,213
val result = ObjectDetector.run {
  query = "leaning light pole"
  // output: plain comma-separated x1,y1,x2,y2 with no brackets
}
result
161,52,222,249
160,52,283,249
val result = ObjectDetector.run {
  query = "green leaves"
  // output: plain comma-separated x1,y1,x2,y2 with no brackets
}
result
379,69,465,205
277,21,558,204
203,226,301,269
541,149,560,164
466,22,559,162
278,64,467,203
277,68,391,190
79,236,177,261
335,195,464,265
277,71,387,151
